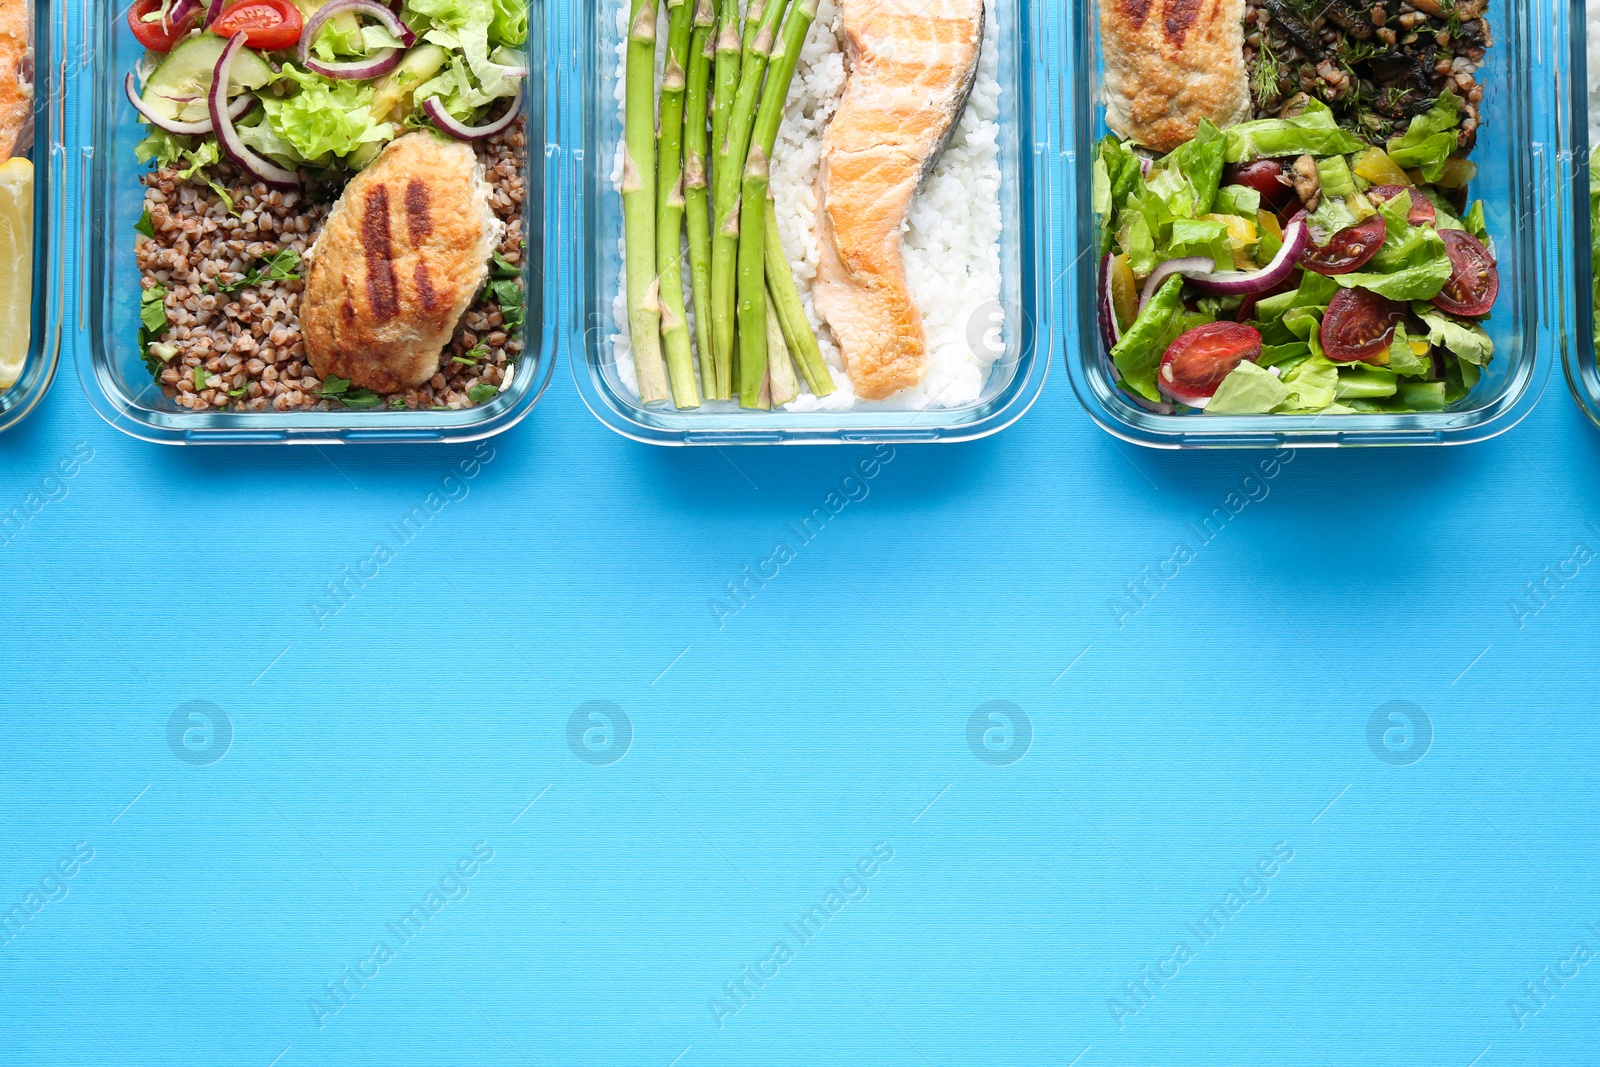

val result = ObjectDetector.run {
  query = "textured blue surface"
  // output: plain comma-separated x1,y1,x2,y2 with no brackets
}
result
6,24,1600,1067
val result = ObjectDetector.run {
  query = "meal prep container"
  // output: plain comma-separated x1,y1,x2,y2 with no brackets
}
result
1563,0,1600,427
66,0,557,445
0,0,64,435
561,0,1054,445
1058,0,1565,448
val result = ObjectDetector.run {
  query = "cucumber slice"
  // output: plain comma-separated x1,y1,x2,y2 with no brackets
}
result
141,34,275,125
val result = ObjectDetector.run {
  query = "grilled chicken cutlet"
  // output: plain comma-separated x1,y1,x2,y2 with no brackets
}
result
1101,0,1251,152
0,0,32,161
813,0,984,401
301,132,503,394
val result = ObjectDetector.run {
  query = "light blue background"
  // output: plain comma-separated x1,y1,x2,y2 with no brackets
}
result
5,21,1600,1067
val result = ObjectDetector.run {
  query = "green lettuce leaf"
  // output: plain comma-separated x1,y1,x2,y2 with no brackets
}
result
1335,364,1398,399
1276,354,1339,411
1205,360,1289,414
1384,323,1432,377
1414,304,1494,365
1110,275,1186,402
1212,184,1260,219
1167,119,1226,215
1222,100,1368,162
1386,90,1462,183
1167,217,1232,269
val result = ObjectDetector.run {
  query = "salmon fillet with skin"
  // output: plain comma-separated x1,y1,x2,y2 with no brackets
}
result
301,132,503,394
0,0,32,161
813,0,985,401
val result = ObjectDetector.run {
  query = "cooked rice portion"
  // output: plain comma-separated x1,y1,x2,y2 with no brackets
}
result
135,128,529,413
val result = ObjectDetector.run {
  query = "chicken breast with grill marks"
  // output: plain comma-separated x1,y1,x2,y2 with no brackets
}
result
301,132,503,394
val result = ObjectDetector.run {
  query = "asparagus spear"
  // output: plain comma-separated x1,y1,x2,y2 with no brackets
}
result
735,147,770,407
623,0,668,405
706,0,742,399
765,285,800,406
655,0,700,408
733,0,817,407
683,0,717,391
763,189,832,396
710,0,790,400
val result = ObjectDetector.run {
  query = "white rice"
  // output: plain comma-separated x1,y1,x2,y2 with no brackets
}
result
1589,0,1600,149
608,0,1005,411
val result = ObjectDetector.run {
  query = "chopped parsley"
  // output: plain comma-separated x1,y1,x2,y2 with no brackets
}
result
218,247,302,293
467,383,499,405
134,208,155,239
317,375,383,409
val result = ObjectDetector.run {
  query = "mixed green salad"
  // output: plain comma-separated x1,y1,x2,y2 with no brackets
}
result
126,0,528,187
1093,93,1498,416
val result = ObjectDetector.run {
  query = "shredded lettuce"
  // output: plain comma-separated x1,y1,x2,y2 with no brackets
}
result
262,65,397,162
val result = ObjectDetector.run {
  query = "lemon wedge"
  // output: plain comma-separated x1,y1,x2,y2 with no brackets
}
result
0,157,33,391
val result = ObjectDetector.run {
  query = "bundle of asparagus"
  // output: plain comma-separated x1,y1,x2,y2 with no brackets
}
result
623,0,834,409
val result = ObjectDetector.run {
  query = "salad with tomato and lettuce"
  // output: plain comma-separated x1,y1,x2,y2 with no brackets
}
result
125,0,528,188
1093,94,1498,416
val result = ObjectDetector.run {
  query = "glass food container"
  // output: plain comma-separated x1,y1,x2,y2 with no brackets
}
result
1059,0,1565,448
0,0,64,435
1564,0,1600,427
562,0,1053,445
68,0,557,445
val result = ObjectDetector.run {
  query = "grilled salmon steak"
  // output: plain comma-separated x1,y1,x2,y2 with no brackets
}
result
813,0,984,401
0,0,32,161
302,132,503,394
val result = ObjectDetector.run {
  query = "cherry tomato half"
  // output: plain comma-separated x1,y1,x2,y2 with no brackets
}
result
1366,184,1436,226
1222,159,1298,214
128,0,201,52
1319,287,1405,364
1159,322,1264,403
1301,215,1388,276
1431,228,1498,317
212,0,303,51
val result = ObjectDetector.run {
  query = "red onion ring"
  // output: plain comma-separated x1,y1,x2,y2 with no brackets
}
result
210,33,300,188
422,92,523,141
302,49,404,79
127,70,254,136
298,0,417,79
204,0,225,25
1185,217,1310,296
1097,252,1121,352
1137,256,1213,315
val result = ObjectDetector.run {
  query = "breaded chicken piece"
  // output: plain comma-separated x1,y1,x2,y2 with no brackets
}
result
1101,0,1251,153
301,132,503,394
0,0,33,161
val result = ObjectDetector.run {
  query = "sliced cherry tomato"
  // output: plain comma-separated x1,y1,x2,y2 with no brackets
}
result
1319,288,1405,364
1366,184,1436,226
212,0,303,50
1301,215,1388,276
128,0,201,52
1222,159,1298,214
1431,228,1499,317
1159,322,1264,403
